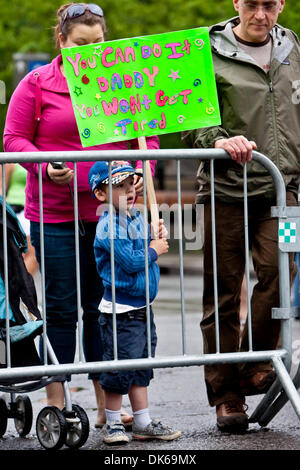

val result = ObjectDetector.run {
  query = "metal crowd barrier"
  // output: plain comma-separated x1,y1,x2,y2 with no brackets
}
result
0,148,300,429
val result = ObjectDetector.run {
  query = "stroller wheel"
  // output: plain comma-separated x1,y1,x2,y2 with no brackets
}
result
14,395,33,437
0,397,8,437
63,404,90,449
36,406,67,450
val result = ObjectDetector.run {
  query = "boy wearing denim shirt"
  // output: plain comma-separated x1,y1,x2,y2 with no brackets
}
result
88,161,181,445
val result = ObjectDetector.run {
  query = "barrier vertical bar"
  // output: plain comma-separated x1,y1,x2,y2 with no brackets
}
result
108,161,118,360
72,162,84,362
38,163,47,365
210,160,220,353
274,166,292,367
2,164,11,368
243,164,253,351
177,159,187,355
143,160,152,358
279,254,292,366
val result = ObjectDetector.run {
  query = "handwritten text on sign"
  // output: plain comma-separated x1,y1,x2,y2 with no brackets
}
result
61,28,221,147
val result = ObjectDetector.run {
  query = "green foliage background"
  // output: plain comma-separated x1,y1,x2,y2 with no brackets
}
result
1,0,300,152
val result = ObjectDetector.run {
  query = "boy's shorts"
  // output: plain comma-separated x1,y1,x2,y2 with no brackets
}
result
99,306,157,395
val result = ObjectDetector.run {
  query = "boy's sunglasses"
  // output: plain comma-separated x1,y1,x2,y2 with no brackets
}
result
61,3,104,27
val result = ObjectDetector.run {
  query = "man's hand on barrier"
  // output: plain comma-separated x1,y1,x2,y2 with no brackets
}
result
47,163,74,185
214,136,257,164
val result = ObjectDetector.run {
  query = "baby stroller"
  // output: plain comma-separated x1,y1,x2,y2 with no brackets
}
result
0,197,89,450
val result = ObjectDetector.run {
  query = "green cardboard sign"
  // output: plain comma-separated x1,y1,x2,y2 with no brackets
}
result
61,27,221,147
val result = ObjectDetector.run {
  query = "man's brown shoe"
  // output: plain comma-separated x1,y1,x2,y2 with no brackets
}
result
216,400,248,433
240,370,276,396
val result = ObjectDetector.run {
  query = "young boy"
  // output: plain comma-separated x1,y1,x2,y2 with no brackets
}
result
88,161,181,445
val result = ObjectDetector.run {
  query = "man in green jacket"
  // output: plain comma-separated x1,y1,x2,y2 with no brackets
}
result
184,0,300,432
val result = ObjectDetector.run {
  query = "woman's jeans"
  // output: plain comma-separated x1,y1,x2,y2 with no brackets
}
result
31,221,104,380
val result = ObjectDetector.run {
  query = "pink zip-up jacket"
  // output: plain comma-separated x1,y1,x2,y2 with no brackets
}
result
3,55,158,223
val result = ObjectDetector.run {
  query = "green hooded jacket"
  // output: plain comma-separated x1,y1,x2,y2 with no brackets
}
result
185,17,300,204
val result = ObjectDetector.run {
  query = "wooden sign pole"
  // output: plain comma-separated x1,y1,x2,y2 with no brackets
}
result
137,136,159,236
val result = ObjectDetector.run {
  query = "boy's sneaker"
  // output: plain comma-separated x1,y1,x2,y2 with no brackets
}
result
102,422,129,445
132,418,181,441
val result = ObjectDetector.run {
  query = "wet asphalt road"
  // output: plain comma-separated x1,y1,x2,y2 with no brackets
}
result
0,261,299,456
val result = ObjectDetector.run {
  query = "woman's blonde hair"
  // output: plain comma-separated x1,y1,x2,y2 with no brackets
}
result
53,3,107,51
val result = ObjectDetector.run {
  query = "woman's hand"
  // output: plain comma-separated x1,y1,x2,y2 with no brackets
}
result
47,163,74,185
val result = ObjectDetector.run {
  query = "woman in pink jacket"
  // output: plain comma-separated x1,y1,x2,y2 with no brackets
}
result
3,3,158,428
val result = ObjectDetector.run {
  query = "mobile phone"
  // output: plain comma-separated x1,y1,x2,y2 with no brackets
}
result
51,162,67,169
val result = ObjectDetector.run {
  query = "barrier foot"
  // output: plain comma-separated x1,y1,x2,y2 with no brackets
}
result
250,357,300,425
249,377,283,424
256,362,300,427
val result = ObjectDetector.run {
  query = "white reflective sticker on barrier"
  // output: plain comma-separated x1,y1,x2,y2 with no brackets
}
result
278,219,300,251
279,222,297,244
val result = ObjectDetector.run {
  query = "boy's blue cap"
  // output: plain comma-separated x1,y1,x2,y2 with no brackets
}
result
89,161,136,194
